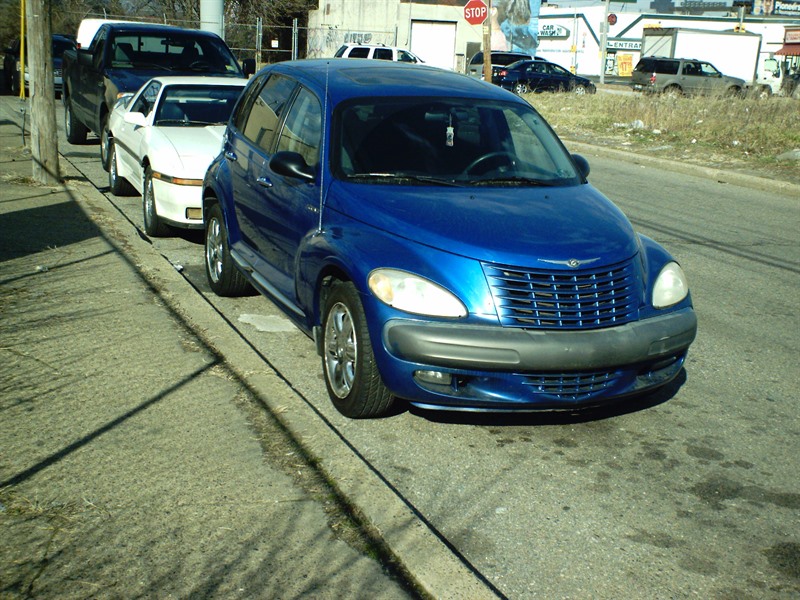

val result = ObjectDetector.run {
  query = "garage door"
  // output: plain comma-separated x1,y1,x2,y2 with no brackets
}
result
411,20,457,70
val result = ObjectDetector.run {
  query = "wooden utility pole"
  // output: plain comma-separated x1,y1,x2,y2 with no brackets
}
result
25,0,60,185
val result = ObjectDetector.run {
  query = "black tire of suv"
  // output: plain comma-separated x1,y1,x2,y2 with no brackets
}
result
65,97,88,144
663,85,682,99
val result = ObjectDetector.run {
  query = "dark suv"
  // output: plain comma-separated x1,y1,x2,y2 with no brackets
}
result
467,50,536,81
631,56,745,96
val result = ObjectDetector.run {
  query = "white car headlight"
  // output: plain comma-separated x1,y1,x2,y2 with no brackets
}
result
368,269,467,318
652,262,689,309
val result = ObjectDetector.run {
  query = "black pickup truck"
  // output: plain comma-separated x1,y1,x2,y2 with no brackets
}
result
62,21,254,169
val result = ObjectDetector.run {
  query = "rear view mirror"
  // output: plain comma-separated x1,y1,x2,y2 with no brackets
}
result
270,151,315,182
571,153,590,179
242,58,256,77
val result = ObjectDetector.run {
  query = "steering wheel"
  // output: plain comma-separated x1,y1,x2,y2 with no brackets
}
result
189,60,211,70
463,151,516,176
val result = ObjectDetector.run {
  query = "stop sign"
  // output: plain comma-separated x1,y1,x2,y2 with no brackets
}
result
464,0,488,25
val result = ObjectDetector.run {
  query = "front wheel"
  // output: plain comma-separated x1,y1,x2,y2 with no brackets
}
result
322,281,393,418
100,115,111,171
64,98,88,144
204,203,251,296
572,84,588,95
142,168,169,237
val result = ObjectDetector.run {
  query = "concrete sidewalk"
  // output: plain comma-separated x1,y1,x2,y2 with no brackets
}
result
0,104,424,597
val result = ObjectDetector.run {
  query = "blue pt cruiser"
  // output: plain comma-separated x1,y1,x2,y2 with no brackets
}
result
202,59,697,418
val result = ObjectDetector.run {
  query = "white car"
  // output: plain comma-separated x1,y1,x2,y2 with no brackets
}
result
107,76,246,236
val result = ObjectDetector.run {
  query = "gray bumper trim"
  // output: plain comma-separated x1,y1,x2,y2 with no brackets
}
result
383,308,697,372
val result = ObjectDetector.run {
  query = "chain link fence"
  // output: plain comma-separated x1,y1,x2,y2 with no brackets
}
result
62,11,396,68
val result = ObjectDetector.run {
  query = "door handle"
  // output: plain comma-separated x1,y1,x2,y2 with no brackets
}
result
256,176,273,188
224,150,237,162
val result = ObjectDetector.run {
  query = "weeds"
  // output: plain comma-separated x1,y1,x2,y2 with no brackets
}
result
527,90,800,183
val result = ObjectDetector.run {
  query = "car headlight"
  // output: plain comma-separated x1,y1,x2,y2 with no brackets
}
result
368,268,467,318
652,262,689,309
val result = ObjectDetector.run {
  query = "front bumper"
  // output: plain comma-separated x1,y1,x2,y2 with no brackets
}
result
380,308,697,409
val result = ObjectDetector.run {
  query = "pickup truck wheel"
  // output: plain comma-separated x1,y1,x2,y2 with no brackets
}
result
142,168,170,237
100,116,111,171
322,281,394,419
108,140,135,196
64,98,88,144
204,203,250,296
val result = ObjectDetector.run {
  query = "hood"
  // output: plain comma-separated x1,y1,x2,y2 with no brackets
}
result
151,126,226,178
326,181,639,267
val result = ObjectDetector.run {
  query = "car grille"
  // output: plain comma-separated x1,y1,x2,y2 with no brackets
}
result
53,68,62,78
483,259,638,329
522,369,621,400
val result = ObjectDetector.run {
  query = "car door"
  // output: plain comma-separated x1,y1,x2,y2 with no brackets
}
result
225,73,298,271
679,60,705,94
524,61,549,91
116,80,161,192
256,86,323,294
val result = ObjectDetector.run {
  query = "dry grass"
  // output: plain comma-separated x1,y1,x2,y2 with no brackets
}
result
526,89,800,185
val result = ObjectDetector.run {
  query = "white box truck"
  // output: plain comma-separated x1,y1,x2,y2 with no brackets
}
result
640,27,775,94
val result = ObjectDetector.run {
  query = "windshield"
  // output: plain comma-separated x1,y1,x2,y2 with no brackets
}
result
154,85,242,126
110,34,241,75
334,97,580,187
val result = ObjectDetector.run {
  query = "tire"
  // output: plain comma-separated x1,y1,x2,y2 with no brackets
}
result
142,168,170,237
513,82,529,95
204,203,251,296
100,113,111,171
572,84,588,95
64,97,88,144
322,281,393,419
107,140,135,196
663,85,682,99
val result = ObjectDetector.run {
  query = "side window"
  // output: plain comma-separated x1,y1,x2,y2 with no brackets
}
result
232,75,266,131
662,60,679,75
348,47,370,59
131,81,161,115
276,87,322,168
398,50,416,63
241,74,297,152
374,48,393,60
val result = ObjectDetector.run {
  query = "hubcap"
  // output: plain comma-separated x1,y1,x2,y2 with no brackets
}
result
205,218,223,283
324,302,357,399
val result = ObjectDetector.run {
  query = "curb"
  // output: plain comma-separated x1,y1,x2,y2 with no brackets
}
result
566,140,800,197
57,161,501,598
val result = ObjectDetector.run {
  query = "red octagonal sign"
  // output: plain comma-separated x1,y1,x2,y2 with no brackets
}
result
464,0,488,25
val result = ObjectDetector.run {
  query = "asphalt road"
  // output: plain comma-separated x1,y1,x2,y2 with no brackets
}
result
25,95,800,598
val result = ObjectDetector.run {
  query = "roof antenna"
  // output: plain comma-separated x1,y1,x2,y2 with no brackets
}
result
317,61,329,234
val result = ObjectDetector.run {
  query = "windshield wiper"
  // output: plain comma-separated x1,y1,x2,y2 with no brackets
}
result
346,173,464,187
469,176,559,187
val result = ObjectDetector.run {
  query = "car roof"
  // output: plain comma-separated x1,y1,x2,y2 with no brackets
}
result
262,59,520,106
145,75,249,87
105,22,222,38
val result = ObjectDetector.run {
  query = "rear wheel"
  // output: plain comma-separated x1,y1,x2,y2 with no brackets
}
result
322,281,393,419
204,203,250,296
107,140,135,196
513,82,529,95
142,168,169,237
664,85,682,99
64,97,88,144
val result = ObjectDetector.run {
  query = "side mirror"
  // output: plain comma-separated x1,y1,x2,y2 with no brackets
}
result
269,151,315,182
124,111,147,127
77,49,91,65
571,153,590,179
242,58,256,77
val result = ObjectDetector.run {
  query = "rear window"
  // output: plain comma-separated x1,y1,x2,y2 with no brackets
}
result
347,47,370,59
636,58,679,75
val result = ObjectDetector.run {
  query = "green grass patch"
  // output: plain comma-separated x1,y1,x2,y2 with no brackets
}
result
526,91,800,183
